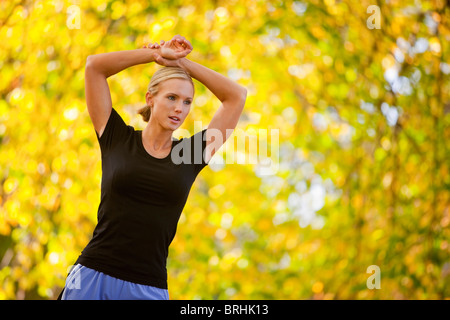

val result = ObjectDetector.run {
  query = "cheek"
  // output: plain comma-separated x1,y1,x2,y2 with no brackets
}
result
154,100,170,112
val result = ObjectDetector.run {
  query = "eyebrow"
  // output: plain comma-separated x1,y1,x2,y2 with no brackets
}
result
167,93,193,100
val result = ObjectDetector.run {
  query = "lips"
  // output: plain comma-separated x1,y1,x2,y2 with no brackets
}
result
169,116,180,123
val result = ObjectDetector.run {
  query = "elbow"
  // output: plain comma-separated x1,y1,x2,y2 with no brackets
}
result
222,86,247,109
85,55,105,73
85,55,109,77
234,86,247,103
238,87,247,108
85,55,96,70
241,86,248,100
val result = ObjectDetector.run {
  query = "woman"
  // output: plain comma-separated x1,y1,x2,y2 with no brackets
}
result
60,35,247,300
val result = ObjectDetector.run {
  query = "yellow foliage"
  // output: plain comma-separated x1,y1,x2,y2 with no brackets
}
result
0,0,448,300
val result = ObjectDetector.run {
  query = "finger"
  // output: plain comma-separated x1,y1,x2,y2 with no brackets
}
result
154,54,164,63
183,39,193,50
174,37,187,48
155,55,170,66
173,35,187,43
175,35,185,43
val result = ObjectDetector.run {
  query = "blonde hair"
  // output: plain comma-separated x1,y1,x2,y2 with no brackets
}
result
138,66,194,122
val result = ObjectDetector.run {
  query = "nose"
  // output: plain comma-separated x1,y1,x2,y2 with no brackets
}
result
175,102,183,113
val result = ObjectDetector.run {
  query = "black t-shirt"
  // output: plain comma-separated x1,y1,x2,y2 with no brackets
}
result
75,108,209,289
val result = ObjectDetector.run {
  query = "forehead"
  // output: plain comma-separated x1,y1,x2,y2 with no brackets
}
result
158,78,194,98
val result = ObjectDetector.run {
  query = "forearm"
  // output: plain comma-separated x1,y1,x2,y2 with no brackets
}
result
86,49,158,78
178,58,247,103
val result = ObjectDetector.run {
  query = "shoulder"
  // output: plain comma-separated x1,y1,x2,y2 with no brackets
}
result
97,107,135,151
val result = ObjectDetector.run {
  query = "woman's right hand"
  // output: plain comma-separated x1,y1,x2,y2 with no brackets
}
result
144,35,193,67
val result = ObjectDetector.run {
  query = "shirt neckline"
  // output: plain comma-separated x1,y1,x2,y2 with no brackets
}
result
137,130,176,162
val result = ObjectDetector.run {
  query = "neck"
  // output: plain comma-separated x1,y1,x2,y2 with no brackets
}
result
142,119,173,151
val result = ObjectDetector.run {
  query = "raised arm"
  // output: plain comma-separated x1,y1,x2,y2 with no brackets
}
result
85,42,192,138
85,49,156,137
178,58,247,163
150,36,247,162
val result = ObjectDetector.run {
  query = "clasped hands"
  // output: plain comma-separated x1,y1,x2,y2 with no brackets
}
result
142,34,193,67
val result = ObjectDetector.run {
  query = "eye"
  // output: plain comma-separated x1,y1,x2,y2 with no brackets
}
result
168,95,176,100
184,100,192,105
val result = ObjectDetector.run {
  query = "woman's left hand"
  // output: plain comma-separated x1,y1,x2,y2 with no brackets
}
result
143,35,193,67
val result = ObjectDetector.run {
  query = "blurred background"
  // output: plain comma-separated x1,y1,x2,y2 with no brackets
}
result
0,0,449,299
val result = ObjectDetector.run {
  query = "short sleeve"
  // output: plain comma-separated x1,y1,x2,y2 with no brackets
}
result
191,128,209,176
97,108,133,156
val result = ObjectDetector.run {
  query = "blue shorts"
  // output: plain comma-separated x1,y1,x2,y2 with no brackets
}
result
61,264,169,300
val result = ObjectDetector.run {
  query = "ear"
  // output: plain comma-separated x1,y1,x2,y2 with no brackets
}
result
145,92,154,106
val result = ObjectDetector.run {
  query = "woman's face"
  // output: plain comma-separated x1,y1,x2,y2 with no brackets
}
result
146,78,194,130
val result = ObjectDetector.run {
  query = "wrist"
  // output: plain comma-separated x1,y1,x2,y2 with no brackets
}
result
140,47,161,63
178,57,190,72
150,48,161,63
